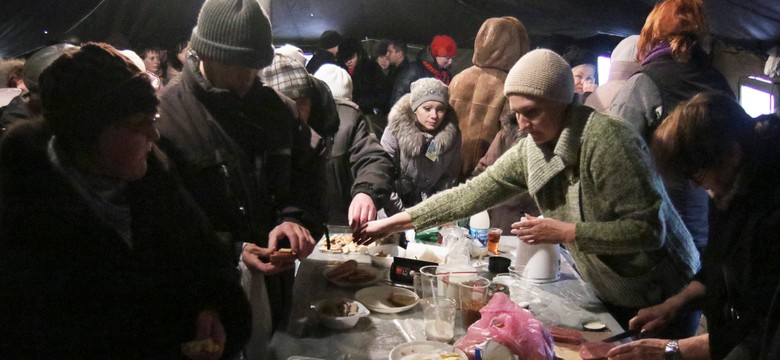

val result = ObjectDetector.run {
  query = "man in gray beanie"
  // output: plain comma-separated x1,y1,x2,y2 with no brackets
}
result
156,0,328,357
357,49,700,339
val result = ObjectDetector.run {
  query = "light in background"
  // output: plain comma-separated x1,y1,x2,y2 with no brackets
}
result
739,76,778,117
597,56,610,85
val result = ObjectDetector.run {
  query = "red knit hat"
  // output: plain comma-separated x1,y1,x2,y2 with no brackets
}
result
430,35,457,57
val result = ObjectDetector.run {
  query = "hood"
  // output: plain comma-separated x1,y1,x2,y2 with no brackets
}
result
386,93,459,158
473,17,530,72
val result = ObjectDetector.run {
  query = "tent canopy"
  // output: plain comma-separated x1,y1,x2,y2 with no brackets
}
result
1,0,779,59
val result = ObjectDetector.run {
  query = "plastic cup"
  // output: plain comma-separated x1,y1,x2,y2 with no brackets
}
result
458,276,491,327
487,228,502,254
421,297,456,342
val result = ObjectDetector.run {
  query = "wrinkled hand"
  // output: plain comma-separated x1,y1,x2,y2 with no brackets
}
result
183,310,226,360
628,302,676,336
354,218,395,245
241,243,294,275
510,214,575,244
606,338,668,359
268,221,316,260
348,193,377,232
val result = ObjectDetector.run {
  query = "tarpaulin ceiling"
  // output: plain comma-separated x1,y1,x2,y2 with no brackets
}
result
1,0,779,59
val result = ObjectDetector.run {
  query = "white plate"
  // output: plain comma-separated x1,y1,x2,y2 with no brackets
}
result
355,286,419,314
388,341,467,360
324,263,381,288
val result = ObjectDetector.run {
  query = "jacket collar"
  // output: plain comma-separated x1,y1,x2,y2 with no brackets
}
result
525,105,593,195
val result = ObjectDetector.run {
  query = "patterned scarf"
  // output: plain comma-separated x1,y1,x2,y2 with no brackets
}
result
422,60,451,85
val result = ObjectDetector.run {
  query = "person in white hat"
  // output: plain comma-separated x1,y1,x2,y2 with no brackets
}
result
357,49,700,339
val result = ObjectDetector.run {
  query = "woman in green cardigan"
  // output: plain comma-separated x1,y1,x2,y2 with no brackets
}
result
357,49,700,338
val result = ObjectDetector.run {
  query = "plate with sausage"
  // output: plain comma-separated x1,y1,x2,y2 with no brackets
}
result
324,260,381,288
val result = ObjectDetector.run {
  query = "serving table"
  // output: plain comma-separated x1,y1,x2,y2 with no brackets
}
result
268,235,624,360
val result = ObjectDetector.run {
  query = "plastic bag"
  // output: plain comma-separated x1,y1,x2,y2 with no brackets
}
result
454,293,554,360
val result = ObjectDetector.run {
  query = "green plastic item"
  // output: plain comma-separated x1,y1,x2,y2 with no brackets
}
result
415,227,439,243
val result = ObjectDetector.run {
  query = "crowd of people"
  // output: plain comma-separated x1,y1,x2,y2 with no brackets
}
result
0,0,778,358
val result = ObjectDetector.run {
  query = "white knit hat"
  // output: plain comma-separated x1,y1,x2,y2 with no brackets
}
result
504,49,575,104
313,64,352,100
409,77,449,110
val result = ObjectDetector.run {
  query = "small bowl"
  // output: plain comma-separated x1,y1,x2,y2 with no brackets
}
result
367,244,405,268
313,298,370,330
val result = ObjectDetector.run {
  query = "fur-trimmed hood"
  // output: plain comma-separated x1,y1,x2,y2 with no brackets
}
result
386,93,459,158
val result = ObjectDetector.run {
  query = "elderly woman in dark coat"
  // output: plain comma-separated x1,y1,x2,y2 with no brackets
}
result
608,92,780,360
0,43,250,359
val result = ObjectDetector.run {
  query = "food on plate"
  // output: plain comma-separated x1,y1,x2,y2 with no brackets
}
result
269,248,297,263
387,292,417,307
583,320,607,331
374,250,389,257
326,260,359,280
321,300,360,317
181,338,220,358
549,325,585,345
318,233,369,254
579,341,617,360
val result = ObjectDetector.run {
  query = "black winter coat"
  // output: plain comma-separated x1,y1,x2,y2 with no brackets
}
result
0,120,251,359
156,56,328,247
696,115,780,359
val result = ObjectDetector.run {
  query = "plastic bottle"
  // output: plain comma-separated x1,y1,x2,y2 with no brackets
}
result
469,210,490,246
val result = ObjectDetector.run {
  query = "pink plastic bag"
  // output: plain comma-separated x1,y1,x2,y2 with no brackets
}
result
454,293,554,360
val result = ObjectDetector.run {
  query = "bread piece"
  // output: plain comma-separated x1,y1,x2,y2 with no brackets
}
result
181,338,220,358
326,260,358,280
270,248,297,263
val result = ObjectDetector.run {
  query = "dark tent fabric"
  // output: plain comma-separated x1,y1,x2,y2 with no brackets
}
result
1,0,779,59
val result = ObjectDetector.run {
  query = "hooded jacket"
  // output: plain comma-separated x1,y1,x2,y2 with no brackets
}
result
381,93,460,214
449,17,529,181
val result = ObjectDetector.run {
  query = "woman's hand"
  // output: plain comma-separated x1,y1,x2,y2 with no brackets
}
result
354,212,413,245
510,215,575,244
628,302,676,336
606,338,667,359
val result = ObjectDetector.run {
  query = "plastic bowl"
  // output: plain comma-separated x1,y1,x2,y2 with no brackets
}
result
366,244,405,268
313,298,370,330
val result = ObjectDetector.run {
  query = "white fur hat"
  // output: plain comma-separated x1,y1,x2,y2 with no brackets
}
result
313,63,352,100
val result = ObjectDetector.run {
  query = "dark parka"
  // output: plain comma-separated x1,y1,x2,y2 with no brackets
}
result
449,17,529,181
156,55,328,247
390,49,451,107
326,96,394,225
0,120,251,359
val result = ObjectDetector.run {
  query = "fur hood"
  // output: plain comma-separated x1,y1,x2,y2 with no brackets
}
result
472,17,529,72
386,93,459,158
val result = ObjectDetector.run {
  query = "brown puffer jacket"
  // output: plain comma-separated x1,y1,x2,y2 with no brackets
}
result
449,16,529,182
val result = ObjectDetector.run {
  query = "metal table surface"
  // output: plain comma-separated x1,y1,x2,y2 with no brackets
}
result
269,235,624,360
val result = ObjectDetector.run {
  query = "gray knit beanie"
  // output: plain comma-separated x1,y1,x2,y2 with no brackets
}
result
190,0,274,69
409,78,449,110
504,49,575,104
313,64,352,100
260,54,315,99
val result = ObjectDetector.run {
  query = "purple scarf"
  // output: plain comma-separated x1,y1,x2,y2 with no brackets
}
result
641,43,672,66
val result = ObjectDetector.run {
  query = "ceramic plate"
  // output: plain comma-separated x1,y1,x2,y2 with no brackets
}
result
323,263,380,288
388,341,467,360
355,286,419,314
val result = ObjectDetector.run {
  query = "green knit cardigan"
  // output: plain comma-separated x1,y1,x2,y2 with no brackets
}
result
408,105,699,308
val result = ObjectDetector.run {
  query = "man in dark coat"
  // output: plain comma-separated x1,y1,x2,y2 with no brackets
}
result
155,0,328,356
